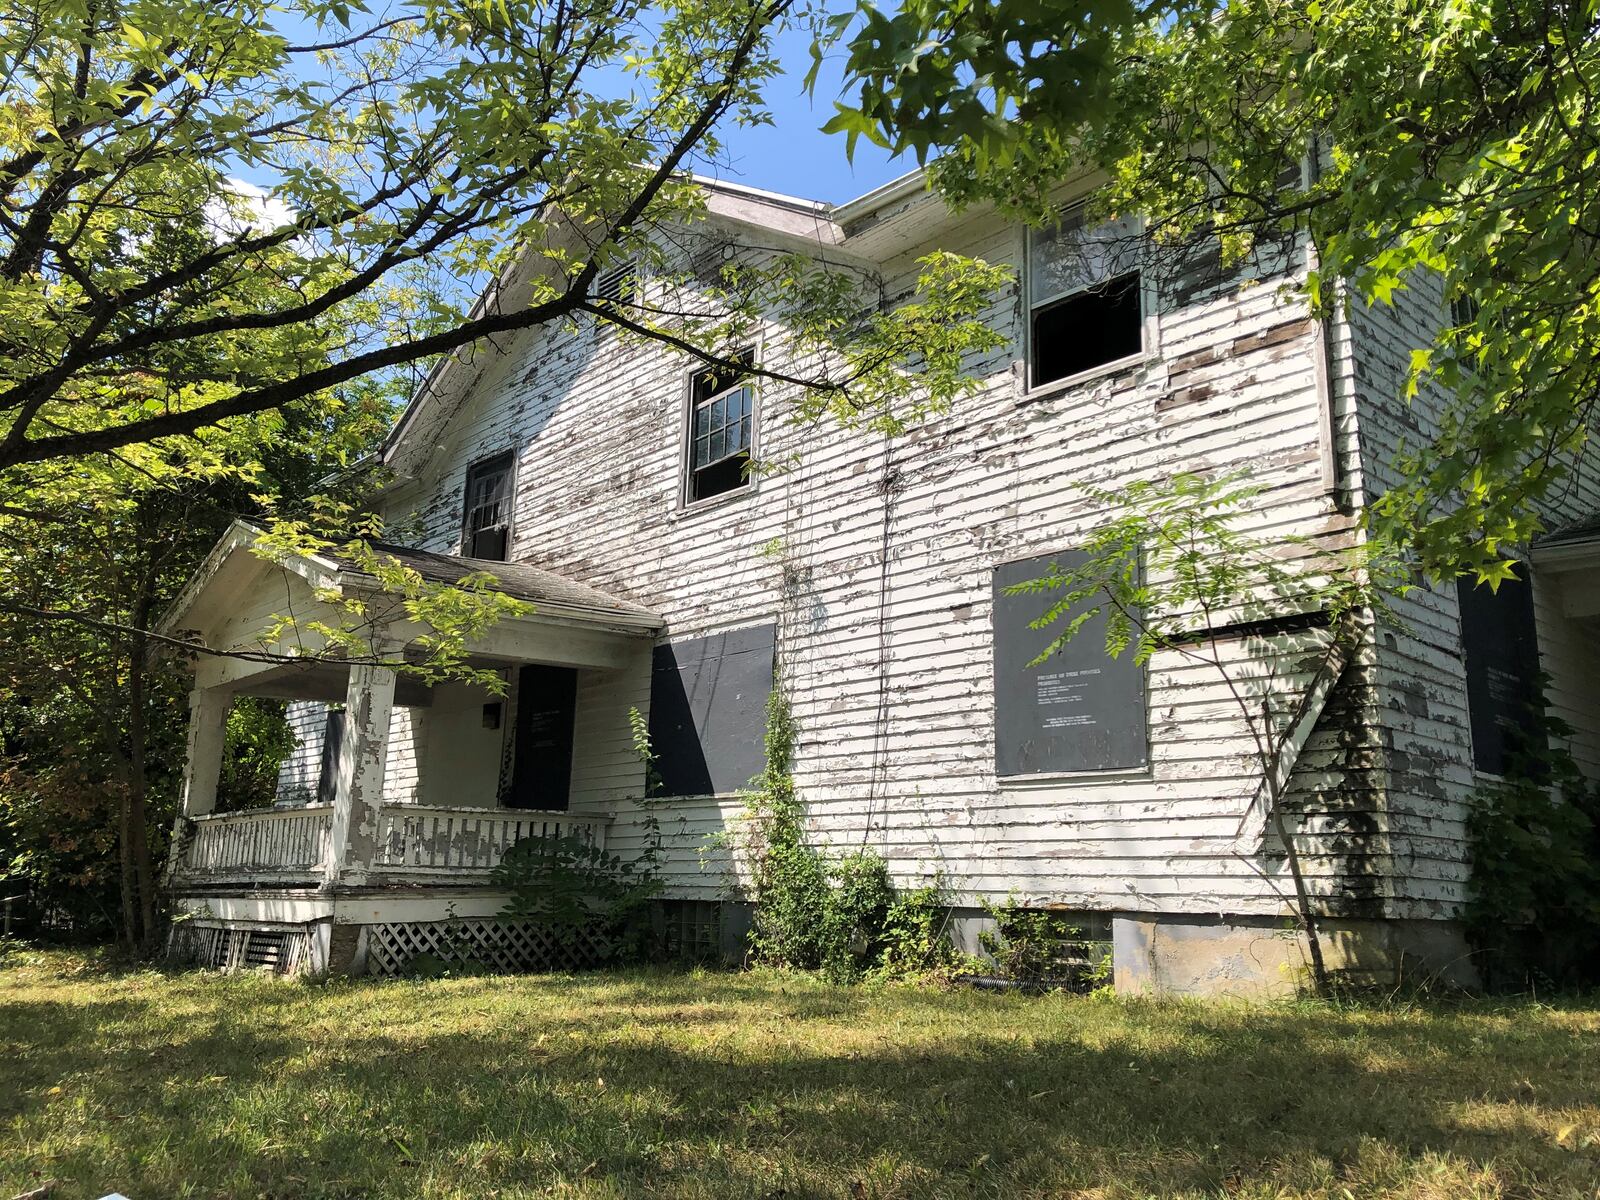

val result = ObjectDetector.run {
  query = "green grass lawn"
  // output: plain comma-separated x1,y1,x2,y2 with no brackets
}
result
2,949,1598,1200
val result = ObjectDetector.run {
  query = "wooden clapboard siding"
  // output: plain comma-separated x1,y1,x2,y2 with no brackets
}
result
1342,268,1600,921
352,206,1406,919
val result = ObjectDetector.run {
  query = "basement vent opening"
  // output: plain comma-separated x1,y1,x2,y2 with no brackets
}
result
176,923,311,975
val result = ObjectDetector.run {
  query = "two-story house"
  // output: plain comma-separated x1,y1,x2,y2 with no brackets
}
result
158,170,1600,994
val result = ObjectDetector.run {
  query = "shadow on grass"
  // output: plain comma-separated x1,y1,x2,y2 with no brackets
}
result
2,961,1598,1199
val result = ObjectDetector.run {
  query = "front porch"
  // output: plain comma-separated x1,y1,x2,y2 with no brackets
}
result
157,522,663,974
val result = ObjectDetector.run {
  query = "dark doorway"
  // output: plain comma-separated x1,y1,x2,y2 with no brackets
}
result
509,665,577,810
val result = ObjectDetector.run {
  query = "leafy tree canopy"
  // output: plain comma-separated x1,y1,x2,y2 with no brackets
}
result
820,0,1600,577
0,0,1007,479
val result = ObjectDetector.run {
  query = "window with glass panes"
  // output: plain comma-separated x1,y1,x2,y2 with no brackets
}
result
462,452,513,560
686,353,754,503
1028,204,1144,388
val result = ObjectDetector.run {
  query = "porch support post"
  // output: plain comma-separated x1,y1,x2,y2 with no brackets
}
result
166,686,231,878
323,648,398,888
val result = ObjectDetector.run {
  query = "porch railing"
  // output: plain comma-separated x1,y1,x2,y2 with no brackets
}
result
374,805,611,875
184,805,333,876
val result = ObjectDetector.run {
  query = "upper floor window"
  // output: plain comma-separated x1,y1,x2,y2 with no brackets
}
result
1027,205,1144,389
686,352,754,505
462,451,513,561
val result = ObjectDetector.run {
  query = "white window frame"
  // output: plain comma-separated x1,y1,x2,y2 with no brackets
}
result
1021,202,1159,399
678,348,760,514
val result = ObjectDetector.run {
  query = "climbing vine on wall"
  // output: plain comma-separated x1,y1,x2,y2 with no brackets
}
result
727,685,957,982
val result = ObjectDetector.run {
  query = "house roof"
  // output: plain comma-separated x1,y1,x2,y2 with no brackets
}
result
1536,511,1600,549
337,539,656,618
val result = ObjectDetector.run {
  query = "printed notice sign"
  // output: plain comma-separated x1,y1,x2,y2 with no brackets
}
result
992,551,1148,776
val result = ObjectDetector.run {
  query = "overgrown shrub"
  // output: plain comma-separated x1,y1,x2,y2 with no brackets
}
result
488,706,667,970
1467,704,1600,990
979,895,1112,991
491,832,663,965
736,687,958,982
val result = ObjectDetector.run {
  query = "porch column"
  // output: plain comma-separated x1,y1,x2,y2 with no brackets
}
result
166,686,231,877
323,651,398,888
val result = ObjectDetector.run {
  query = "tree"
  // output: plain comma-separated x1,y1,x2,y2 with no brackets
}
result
0,396,381,951
0,0,1003,475
820,0,1600,578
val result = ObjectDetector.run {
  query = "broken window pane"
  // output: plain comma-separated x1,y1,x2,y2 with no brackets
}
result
462,451,513,561
1032,273,1143,387
1028,205,1145,386
687,352,755,503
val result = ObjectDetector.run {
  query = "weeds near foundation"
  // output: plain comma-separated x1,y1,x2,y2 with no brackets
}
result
719,686,960,982
1467,692,1600,991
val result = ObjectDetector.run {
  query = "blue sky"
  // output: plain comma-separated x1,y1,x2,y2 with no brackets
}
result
251,9,911,207
702,23,910,204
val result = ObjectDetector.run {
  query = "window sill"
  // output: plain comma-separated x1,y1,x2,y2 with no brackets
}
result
997,764,1153,788
1017,352,1154,406
670,482,755,521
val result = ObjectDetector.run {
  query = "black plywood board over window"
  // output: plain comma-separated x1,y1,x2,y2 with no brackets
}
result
650,623,776,797
509,665,577,810
1457,570,1544,775
992,551,1148,776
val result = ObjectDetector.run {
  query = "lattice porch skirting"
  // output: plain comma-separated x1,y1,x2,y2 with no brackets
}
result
363,918,615,977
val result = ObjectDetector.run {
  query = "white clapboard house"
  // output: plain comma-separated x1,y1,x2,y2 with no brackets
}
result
159,171,1600,993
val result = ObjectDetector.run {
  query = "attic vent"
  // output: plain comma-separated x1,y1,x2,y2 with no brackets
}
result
592,261,636,308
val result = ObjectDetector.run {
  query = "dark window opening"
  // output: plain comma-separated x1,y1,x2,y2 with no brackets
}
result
462,452,513,561
1458,569,1544,775
687,353,754,504
1031,271,1142,387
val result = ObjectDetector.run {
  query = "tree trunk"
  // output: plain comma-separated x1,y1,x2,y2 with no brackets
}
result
125,569,159,952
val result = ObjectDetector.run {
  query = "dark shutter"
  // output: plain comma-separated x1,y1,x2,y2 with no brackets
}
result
314,708,345,804
649,623,776,797
992,551,1149,776
509,665,578,811
1458,570,1544,774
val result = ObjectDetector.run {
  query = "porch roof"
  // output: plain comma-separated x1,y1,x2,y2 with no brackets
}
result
1531,510,1600,622
1535,511,1600,556
158,521,663,695
327,539,657,618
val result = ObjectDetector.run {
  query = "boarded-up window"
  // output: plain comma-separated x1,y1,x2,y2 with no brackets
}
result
314,707,345,804
993,552,1148,776
509,665,577,811
1028,205,1144,387
649,623,776,796
1458,570,1543,774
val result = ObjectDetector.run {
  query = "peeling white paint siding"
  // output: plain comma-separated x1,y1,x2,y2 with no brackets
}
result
351,209,1411,920
275,701,328,801
1346,271,1600,921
